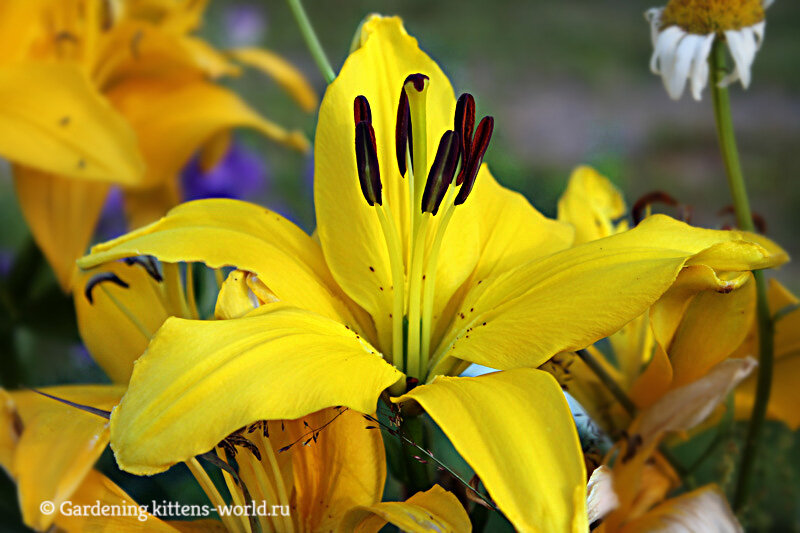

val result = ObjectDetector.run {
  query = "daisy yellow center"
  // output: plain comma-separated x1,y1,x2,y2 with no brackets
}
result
661,0,765,34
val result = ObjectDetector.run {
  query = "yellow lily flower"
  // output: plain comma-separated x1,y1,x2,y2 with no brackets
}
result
547,167,787,436
78,15,787,532
0,0,314,290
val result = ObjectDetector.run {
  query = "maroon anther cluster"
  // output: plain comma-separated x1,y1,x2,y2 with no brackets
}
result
353,74,494,213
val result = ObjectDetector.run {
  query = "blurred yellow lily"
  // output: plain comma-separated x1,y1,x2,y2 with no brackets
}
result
547,167,787,436
0,0,314,290
79,15,787,532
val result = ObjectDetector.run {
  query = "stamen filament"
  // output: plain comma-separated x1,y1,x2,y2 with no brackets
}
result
100,286,153,340
420,189,458,366
257,431,294,533
187,457,247,533
406,213,432,379
376,204,406,369
186,263,200,319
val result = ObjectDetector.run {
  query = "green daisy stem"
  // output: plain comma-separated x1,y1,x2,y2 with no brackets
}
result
709,39,774,513
285,0,336,84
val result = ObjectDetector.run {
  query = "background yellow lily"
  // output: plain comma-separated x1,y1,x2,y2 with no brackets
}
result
0,0,314,290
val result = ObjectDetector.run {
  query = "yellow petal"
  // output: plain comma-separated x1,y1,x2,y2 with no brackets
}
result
649,265,751,352
735,352,800,430
80,199,360,326
433,215,787,372
107,77,308,189
74,260,177,384
120,0,208,34
109,305,402,475
630,345,673,409
668,275,755,388
94,21,239,88
0,64,143,183
341,485,471,533
55,469,179,532
433,172,574,346
14,167,109,291
288,408,386,531
314,15,478,348
123,178,182,228
608,312,654,388
0,389,21,476
214,269,259,320
0,1,50,66
557,165,626,244
10,385,124,531
229,48,318,112
396,369,588,533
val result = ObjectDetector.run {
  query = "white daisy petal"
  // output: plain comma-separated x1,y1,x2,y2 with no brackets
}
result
724,28,758,89
689,33,716,101
652,25,686,79
665,33,701,100
763,0,775,9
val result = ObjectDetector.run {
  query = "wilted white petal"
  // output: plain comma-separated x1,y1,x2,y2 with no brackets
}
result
688,33,715,100
586,466,619,527
652,25,685,76
636,357,757,443
664,33,702,100
723,28,758,89
645,8,665,46
762,0,775,9
636,486,742,533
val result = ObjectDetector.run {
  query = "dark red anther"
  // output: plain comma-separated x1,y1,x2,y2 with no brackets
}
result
395,88,412,177
354,95,372,125
84,272,129,304
718,205,767,233
632,191,693,225
355,121,382,206
455,116,493,206
454,93,475,185
422,130,460,215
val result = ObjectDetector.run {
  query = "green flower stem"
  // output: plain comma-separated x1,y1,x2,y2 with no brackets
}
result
285,0,336,84
576,349,636,416
709,40,774,513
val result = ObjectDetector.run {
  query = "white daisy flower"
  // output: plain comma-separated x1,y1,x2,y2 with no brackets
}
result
646,0,773,101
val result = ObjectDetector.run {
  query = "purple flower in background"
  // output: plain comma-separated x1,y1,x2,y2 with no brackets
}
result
182,143,268,202
96,186,127,241
223,4,267,47
0,249,13,276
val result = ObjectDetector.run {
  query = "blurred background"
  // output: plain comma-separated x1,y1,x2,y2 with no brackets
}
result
0,0,798,530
